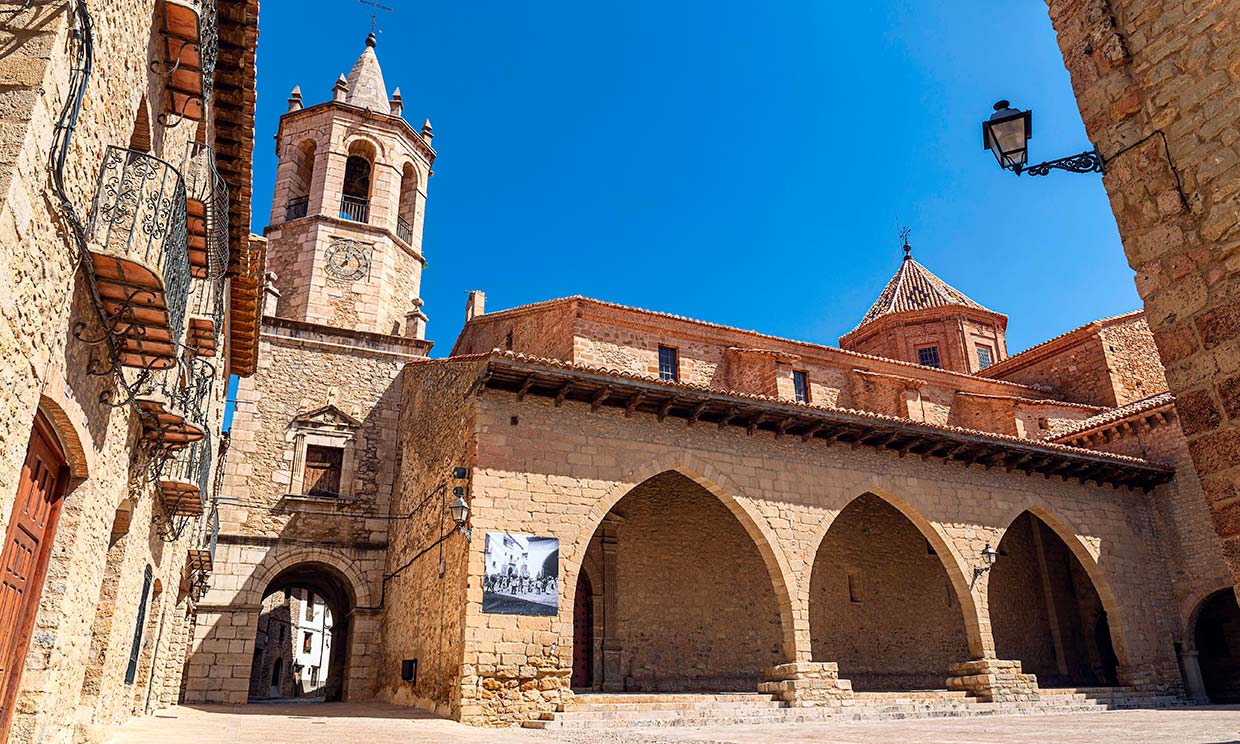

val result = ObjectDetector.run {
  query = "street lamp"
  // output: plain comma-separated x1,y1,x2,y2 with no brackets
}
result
450,489,471,541
973,543,999,581
982,100,1103,176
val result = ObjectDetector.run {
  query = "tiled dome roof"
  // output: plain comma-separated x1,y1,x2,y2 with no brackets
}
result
852,255,994,332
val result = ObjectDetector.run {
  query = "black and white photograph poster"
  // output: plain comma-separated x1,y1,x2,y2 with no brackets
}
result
482,532,559,616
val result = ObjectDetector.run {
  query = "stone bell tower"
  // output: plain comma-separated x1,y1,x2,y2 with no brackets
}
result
265,32,435,337
184,35,436,705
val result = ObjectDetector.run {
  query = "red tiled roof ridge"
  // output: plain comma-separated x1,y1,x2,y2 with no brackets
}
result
1051,392,1176,441
952,390,1107,412
482,350,1169,470
980,309,1145,378
454,295,1064,398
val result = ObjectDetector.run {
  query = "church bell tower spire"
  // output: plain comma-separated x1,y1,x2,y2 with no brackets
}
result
263,33,437,339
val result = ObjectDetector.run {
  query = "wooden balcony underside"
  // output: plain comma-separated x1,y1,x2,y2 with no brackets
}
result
186,547,212,573
187,197,209,278
159,0,205,121
90,252,178,369
135,397,205,447
187,315,217,356
159,478,203,516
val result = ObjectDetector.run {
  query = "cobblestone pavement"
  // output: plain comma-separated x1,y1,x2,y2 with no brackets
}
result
107,702,1240,744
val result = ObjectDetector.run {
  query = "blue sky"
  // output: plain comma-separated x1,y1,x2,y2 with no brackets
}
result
248,1,1138,357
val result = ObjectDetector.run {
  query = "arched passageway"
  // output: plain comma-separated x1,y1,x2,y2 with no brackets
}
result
575,471,784,692
989,512,1118,687
248,562,353,702
1195,589,1240,703
809,493,970,690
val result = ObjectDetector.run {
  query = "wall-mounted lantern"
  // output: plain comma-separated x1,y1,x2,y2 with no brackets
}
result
983,100,1103,176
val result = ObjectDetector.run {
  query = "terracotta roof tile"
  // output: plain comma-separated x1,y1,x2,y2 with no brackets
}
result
852,257,996,332
1051,392,1176,441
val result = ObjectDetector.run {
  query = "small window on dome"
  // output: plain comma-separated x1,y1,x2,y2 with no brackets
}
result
977,345,994,370
917,346,941,369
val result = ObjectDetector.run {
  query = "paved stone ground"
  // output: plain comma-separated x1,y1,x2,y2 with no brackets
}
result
107,702,1240,744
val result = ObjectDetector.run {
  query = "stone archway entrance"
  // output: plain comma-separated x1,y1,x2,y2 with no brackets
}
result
809,493,971,690
248,562,354,703
577,471,784,692
989,512,1119,688
1194,589,1240,703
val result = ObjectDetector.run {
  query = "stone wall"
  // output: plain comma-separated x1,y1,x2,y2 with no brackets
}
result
0,2,233,742
1042,0,1240,587
395,360,1189,724
376,358,482,717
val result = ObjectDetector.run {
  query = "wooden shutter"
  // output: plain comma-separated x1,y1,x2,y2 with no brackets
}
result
303,445,343,497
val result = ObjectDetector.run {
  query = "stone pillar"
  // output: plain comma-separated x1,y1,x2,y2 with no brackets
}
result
600,516,623,691
758,662,854,708
1179,650,1210,704
946,659,1040,702
262,272,281,318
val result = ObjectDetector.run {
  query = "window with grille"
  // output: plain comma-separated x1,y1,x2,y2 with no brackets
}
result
917,345,941,368
124,566,154,684
657,345,679,382
303,632,313,654
976,345,993,369
793,371,810,403
304,445,343,497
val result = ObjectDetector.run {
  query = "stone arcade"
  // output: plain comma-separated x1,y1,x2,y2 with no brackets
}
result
178,36,1240,728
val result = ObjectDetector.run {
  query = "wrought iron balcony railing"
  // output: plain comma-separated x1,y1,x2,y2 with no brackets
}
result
339,194,370,223
152,0,219,125
186,505,218,600
85,146,190,371
396,215,413,244
159,429,211,517
286,196,309,221
183,141,229,280
131,361,206,449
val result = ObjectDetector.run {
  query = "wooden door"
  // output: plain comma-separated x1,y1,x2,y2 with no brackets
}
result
571,575,593,689
0,414,69,739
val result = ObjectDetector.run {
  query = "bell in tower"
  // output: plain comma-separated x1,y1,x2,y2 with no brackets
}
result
264,32,435,338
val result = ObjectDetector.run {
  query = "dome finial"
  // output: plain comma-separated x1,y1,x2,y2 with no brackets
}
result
899,223,912,261
366,31,377,48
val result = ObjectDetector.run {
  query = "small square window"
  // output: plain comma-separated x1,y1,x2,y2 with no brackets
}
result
917,345,941,369
792,371,810,403
303,631,313,654
977,345,993,370
657,345,679,382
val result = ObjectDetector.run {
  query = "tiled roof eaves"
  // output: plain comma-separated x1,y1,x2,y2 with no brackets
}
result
477,350,1173,478
1051,393,1176,442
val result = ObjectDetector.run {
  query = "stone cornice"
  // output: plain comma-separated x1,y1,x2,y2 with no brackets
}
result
276,100,437,166
262,315,433,361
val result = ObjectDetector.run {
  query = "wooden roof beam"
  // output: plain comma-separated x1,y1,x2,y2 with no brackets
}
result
687,401,710,426
515,375,535,401
801,421,826,442
718,405,739,430
624,391,644,417
747,413,767,436
657,398,675,422
591,385,612,412
554,381,572,407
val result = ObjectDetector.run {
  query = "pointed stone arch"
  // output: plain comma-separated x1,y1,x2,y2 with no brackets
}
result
1003,504,1132,669
568,452,802,664
806,487,987,660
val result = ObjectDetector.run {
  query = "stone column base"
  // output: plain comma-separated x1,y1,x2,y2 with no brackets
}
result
946,659,1039,702
758,662,854,708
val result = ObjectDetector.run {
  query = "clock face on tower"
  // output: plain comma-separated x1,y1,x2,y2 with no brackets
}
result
323,239,371,281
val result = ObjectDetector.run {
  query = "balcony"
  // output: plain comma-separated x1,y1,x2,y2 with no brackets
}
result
396,216,413,244
183,142,228,357
285,195,309,221
339,195,369,223
153,0,218,124
159,431,211,517
186,506,218,601
133,363,206,448
86,146,191,370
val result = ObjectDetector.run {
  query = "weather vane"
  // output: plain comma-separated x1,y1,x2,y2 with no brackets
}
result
359,0,394,35
898,222,912,260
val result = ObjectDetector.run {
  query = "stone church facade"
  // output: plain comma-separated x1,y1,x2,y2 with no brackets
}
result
180,34,1240,728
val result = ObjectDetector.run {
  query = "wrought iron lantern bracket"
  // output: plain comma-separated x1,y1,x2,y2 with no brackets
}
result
1015,147,1105,177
